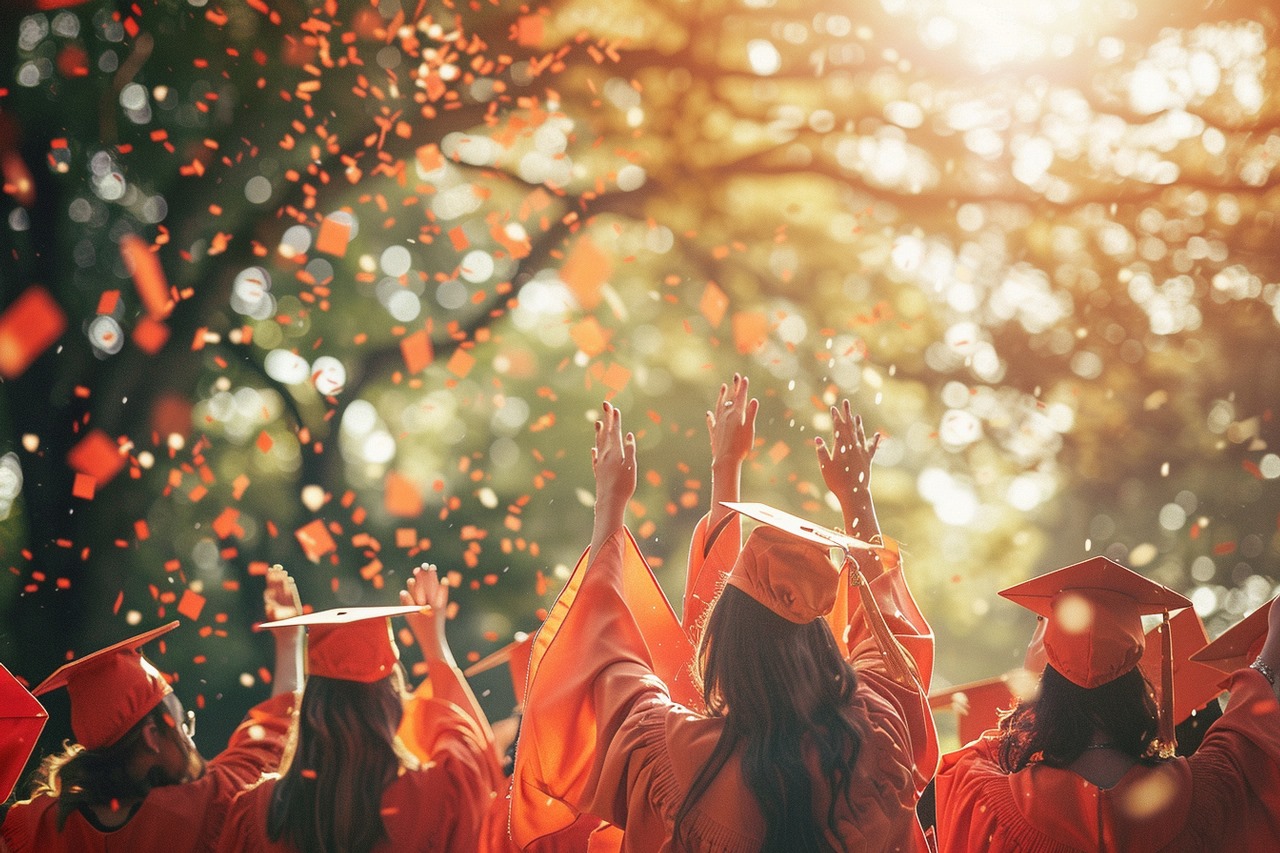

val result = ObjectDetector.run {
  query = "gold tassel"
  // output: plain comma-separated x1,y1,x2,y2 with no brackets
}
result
1157,609,1178,758
847,552,919,690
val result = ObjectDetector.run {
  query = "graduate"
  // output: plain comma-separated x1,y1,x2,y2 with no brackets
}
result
216,574,498,853
934,560,1280,851
513,398,936,852
1,567,303,853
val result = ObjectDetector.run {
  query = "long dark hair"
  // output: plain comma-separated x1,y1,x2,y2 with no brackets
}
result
673,585,863,852
31,702,180,830
267,674,415,853
996,664,1161,773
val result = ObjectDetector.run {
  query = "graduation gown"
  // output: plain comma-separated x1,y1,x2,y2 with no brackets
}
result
512,526,936,852
934,668,1280,852
1,691,295,853
216,694,495,853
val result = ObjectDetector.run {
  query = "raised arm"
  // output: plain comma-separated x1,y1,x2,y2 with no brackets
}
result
588,400,637,563
681,375,758,642
707,374,758,529
263,565,304,697
400,564,493,745
815,400,881,542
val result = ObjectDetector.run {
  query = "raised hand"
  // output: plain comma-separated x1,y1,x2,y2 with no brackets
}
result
589,400,637,559
263,564,304,695
707,374,758,471
263,564,302,623
400,563,452,660
815,401,882,539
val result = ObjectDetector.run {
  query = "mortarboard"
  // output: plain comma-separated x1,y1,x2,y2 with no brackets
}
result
1190,595,1277,674
32,622,178,751
721,502,917,688
464,632,534,706
1001,556,1191,753
1138,608,1225,725
1,663,47,800
261,605,421,683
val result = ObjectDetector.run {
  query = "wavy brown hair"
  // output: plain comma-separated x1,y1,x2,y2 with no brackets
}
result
267,673,416,853
31,700,187,830
673,585,863,852
996,664,1162,773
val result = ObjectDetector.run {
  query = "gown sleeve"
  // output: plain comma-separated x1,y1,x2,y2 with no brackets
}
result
680,511,740,643
511,528,691,849
841,539,938,793
204,691,298,786
1177,667,1280,848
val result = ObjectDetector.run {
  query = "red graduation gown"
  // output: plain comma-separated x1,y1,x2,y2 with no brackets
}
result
512,526,936,852
216,694,495,852
1,692,295,853
934,668,1280,852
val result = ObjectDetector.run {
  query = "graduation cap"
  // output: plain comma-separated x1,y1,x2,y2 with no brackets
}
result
1138,608,1226,725
1190,595,1277,674
261,605,422,683
464,632,534,706
1,663,47,800
32,622,178,751
721,502,916,688
1001,556,1192,754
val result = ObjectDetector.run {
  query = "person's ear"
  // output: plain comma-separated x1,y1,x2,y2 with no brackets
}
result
140,720,163,755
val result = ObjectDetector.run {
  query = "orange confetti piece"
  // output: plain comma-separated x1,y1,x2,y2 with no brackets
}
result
570,317,610,357
119,234,173,320
0,286,67,379
400,329,433,374
699,281,729,328
71,473,96,500
384,471,423,518
256,430,274,453
296,519,338,562
132,315,170,354
731,311,769,354
446,348,475,379
560,236,612,311
212,507,243,539
315,217,351,257
415,144,444,172
68,430,126,486
512,15,544,47
177,589,206,621
448,226,470,251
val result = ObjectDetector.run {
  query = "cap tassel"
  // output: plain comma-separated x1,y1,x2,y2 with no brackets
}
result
1157,609,1178,758
847,552,919,690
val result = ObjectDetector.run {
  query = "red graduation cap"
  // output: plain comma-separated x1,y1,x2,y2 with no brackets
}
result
1190,595,1277,674
1138,608,1226,724
261,605,421,683
464,632,534,706
33,622,178,751
720,502,916,688
1001,556,1192,753
1,663,47,800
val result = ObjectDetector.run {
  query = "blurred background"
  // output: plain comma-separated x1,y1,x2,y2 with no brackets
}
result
2,0,1279,772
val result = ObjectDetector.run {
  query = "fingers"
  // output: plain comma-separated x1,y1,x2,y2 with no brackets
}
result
814,435,833,465
622,431,637,468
